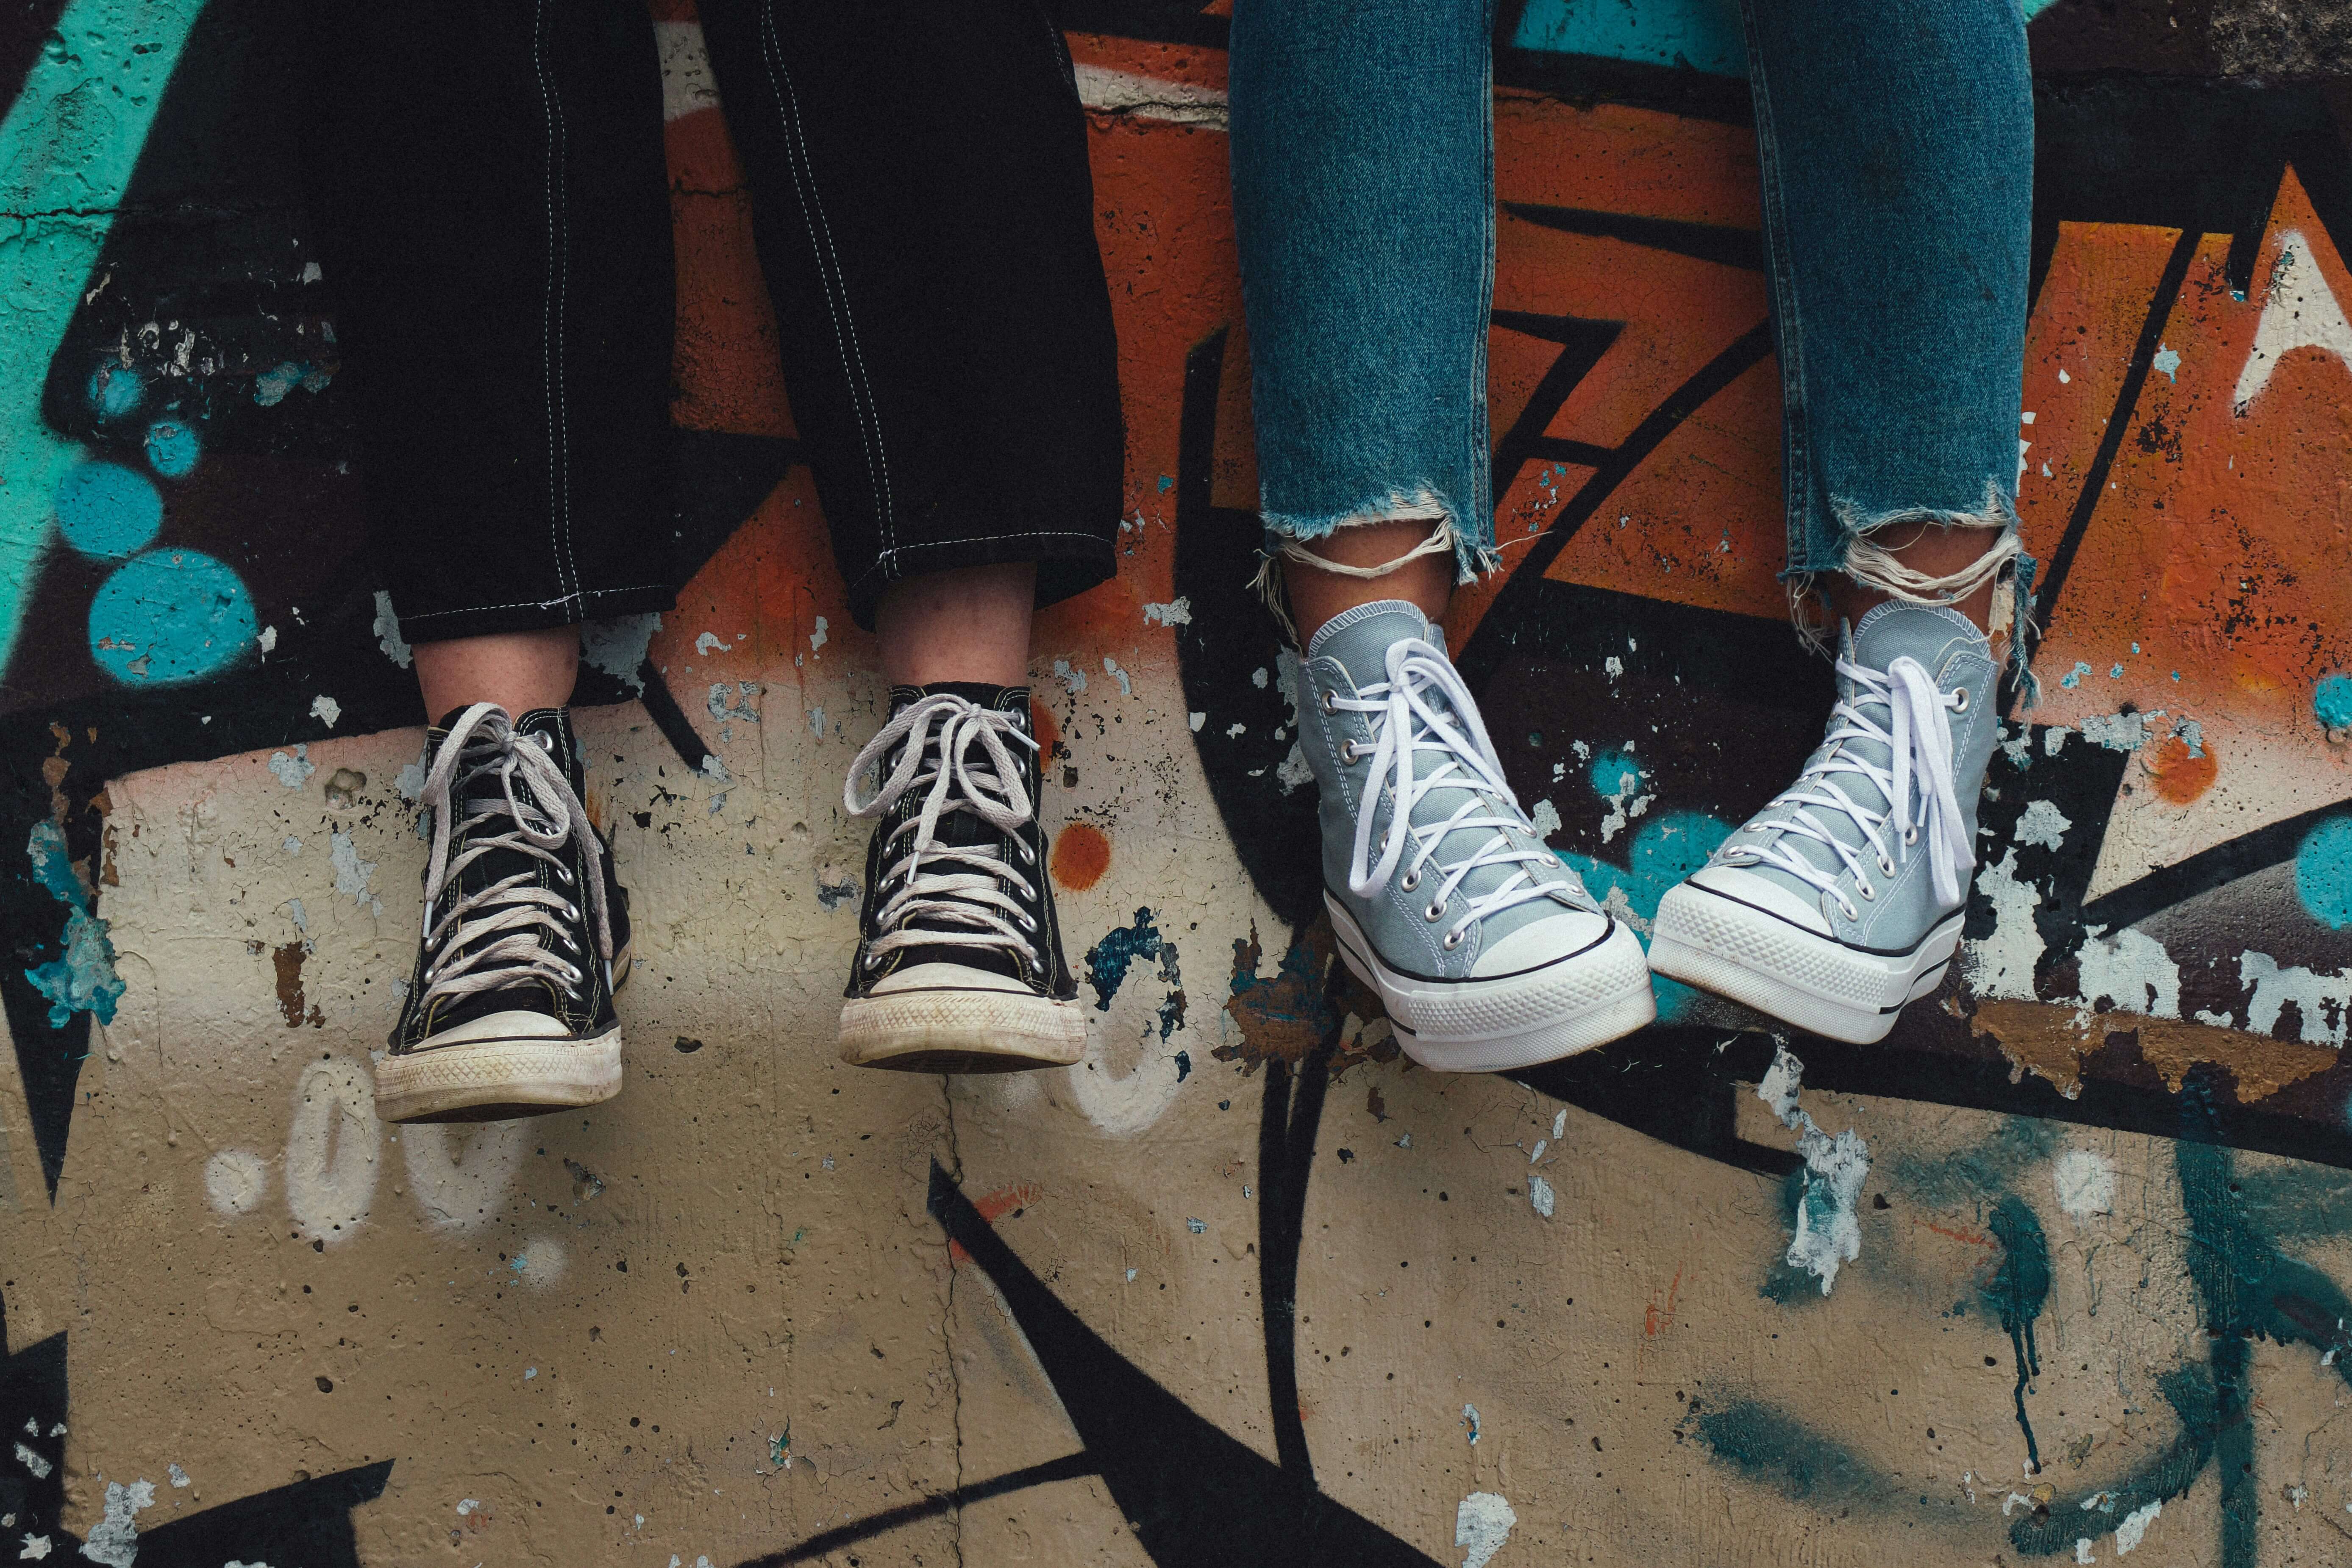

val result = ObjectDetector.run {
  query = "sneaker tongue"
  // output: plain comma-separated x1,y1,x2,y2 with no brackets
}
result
424,706,584,1022
879,683,1040,981
1304,599,1440,673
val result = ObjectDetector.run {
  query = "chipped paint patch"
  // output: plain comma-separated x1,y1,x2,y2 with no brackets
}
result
2074,927,2179,1018
372,590,411,667
23,820,123,1028
2052,1149,2116,1221
203,1148,270,1216
80,1477,153,1567
1964,847,2044,1002
2240,949,2352,1046
1454,1491,1516,1568
1084,908,1162,1010
1528,1174,1556,1218
1142,597,1192,627
267,745,315,789
1757,1045,1869,1293
1216,922,1334,1069
2015,799,2071,850
581,612,661,695
2114,1496,2161,1553
309,693,341,728
329,830,378,909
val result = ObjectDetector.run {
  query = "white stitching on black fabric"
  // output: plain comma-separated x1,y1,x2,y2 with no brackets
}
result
397,586,677,623
530,0,577,608
757,0,896,562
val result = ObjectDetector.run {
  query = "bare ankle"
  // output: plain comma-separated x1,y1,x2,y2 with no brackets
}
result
1274,519,1456,645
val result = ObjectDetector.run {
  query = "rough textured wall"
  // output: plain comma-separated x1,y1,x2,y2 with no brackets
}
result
0,0,2350,1563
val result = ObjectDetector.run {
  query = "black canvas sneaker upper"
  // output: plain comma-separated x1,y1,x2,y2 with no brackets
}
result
389,705,629,1054
842,684,1076,1003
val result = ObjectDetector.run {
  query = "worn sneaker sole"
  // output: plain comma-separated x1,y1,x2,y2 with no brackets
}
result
839,988,1087,1074
1649,883,1962,1044
375,1029,623,1123
1327,897,1655,1073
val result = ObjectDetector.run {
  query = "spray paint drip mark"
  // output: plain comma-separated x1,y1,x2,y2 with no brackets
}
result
88,548,257,684
87,363,143,419
2295,816,2352,930
1084,907,1162,1010
22,820,122,1030
1987,1194,2051,1474
142,419,199,478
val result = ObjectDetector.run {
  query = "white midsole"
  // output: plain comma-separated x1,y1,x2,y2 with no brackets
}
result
374,1029,623,1122
1326,896,1655,1073
1649,882,1962,1044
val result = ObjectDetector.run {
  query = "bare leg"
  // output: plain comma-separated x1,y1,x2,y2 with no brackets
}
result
1828,522,2003,634
1281,520,1456,646
876,562,1037,687
414,627,581,722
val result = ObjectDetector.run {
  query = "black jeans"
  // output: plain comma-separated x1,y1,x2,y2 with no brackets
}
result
298,0,1124,639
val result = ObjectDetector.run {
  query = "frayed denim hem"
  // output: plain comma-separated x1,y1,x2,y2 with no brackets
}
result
1782,479,2040,703
1248,490,1501,643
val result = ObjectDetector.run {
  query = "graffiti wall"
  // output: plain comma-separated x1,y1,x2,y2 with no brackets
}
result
0,0,2350,1561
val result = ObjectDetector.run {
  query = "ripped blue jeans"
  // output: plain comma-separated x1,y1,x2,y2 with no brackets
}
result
1228,0,2034,643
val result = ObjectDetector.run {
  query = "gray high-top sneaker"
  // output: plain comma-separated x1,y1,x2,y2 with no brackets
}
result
1295,600,1654,1071
1650,601,1999,1043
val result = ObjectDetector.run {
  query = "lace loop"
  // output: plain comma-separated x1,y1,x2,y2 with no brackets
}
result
1722,655,1974,914
416,705,614,1011
1330,639,1589,943
845,695,1044,966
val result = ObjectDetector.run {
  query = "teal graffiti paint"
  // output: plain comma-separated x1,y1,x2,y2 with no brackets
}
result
142,418,199,478
87,548,258,684
2315,673,2352,731
1560,809,1732,1021
22,820,123,1029
1587,746,1644,798
1986,1195,2050,1474
0,0,209,674
1512,0,1746,75
1085,907,1162,1010
1679,1397,1898,1510
2294,815,2352,930
52,460,161,558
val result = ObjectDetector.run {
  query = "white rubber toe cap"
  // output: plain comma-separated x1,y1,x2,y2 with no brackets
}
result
867,960,1034,996
1684,863,1833,936
1470,907,1615,977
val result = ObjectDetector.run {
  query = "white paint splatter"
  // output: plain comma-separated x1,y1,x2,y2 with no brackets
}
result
1455,1492,1517,1568
2045,727,2070,756
1103,656,1133,697
11,1445,47,1480
80,1479,153,1568
306,693,342,729
329,831,378,910
1965,848,2045,1001
2015,799,2072,850
2080,710,2162,752
1527,1174,1555,1218
166,1464,188,1488
2075,1539,2096,1564
372,591,411,667
2235,230,2352,411
1603,655,1624,680
2111,1497,2162,1552
256,624,277,655
1758,1045,1870,1294
1275,744,1313,795
1462,1404,1480,1444
510,1235,568,1288
1051,658,1088,694
1188,712,1205,732
1551,1109,1566,1140
267,746,314,789
1143,597,1193,627
18,1535,50,1559
394,760,426,802
1251,666,1268,688
2240,951,2352,1046
1528,799,1562,842
1529,1139,1548,1163
694,632,726,655
2075,927,2179,1018
402,1121,525,1233
455,1500,480,1516
2052,1149,2116,1221
808,705,825,740
579,612,661,695
203,1149,270,1216
286,1057,379,1245
287,898,307,934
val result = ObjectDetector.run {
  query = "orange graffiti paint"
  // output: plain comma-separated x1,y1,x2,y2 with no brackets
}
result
1052,822,1113,891
2144,732,2220,804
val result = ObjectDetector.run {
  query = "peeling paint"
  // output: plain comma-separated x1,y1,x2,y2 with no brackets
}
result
1757,1045,1869,1295
1454,1491,1516,1568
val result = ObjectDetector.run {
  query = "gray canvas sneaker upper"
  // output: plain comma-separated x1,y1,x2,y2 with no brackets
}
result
1686,601,2000,952
1293,600,1604,980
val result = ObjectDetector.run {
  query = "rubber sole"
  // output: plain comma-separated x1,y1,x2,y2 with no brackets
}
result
1327,897,1656,1073
375,1029,624,1123
1649,882,1962,1044
839,987,1087,1074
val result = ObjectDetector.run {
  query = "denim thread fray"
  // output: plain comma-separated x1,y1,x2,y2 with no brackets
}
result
1250,491,1501,644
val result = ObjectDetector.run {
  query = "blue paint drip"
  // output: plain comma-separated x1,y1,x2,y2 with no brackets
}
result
1560,809,1732,1022
143,418,200,479
2295,816,2352,930
1986,1195,2050,1474
88,548,258,684
52,461,161,559
1084,907,1162,1011
86,363,143,419
22,821,123,1029
1587,746,1645,799
2314,674,2352,732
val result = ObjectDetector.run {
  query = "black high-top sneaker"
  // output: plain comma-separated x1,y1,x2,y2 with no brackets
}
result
838,683,1084,1072
377,704,632,1122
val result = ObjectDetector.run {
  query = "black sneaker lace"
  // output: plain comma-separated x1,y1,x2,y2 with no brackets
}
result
416,704,614,1009
843,695,1043,969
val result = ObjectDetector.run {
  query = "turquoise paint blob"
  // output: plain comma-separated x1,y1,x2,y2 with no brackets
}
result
52,460,161,559
2295,816,2352,930
143,418,200,478
2059,661,2091,689
1588,746,1645,798
85,362,142,419
87,548,258,684
2315,674,2352,732
1512,0,1746,74
1561,809,1733,1022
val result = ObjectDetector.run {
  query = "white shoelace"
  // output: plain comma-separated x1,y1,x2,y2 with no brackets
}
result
845,695,1043,968
1721,655,1973,919
417,704,613,1010
1332,639,1583,948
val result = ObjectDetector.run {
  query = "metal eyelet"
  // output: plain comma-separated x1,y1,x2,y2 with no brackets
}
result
1904,826,1919,846
1952,688,1971,713
1857,883,1876,902
1839,900,1860,921
1340,740,1361,765
563,902,580,921
1442,929,1465,951
1321,689,1338,715
1424,901,1445,922
1400,869,1421,892
555,865,574,885
1018,913,1037,932
1878,855,1896,876
562,962,583,982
